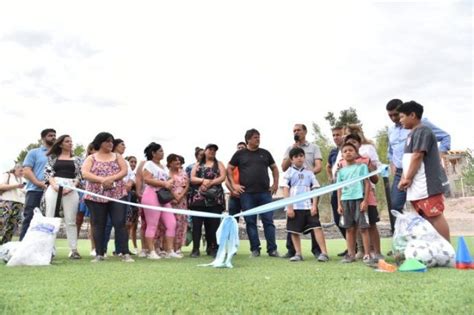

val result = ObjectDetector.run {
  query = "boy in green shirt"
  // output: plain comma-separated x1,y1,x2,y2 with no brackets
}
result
337,143,371,263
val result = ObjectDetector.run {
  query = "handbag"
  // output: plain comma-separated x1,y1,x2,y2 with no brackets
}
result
156,188,174,204
200,186,219,199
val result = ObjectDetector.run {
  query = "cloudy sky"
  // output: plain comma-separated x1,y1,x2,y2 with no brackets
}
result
0,1,472,173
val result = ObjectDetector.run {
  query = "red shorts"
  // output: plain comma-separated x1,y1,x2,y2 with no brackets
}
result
410,193,445,218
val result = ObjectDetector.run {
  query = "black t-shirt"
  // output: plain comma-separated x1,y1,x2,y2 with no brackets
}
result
229,148,275,193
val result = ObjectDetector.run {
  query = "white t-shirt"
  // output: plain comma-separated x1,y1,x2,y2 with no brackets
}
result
124,160,136,183
0,173,25,203
359,144,381,168
143,161,169,189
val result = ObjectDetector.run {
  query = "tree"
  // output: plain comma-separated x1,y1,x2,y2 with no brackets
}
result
15,140,42,164
73,144,86,159
16,141,87,164
311,122,332,185
462,149,474,186
375,126,389,164
324,107,361,129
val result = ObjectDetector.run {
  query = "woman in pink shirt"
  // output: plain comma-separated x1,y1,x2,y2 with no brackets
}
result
81,132,134,263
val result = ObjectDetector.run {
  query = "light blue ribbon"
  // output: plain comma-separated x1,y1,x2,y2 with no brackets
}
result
63,165,388,268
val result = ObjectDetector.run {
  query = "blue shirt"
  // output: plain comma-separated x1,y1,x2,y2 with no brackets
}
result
388,118,450,169
23,146,48,191
328,147,339,167
337,164,369,200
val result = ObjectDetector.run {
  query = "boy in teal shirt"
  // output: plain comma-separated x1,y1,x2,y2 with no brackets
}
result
337,143,370,263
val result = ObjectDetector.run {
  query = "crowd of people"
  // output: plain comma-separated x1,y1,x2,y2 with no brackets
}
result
0,99,452,264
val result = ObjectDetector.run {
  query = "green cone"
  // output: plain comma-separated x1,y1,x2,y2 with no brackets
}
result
399,259,427,272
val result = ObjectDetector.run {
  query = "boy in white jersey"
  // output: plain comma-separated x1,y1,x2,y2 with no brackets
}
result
283,148,329,262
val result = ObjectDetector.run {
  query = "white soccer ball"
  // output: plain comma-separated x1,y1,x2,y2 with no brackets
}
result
405,240,437,267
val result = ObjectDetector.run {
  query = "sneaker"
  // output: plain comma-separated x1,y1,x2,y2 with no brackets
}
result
103,253,108,259
190,250,200,258
147,251,161,260
90,249,97,257
362,255,372,264
317,253,329,262
165,251,183,259
122,254,135,263
337,249,348,257
91,255,105,263
138,250,148,258
69,250,82,260
282,252,294,259
130,248,138,255
355,252,364,260
268,250,280,258
289,255,303,262
250,250,261,258
373,254,385,261
158,250,167,258
341,254,356,263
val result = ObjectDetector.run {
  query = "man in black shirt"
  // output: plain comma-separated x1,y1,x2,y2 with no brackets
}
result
227,129,280,257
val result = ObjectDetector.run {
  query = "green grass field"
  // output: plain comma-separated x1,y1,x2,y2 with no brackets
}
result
1,237,473,314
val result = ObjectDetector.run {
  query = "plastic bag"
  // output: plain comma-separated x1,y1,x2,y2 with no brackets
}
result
391,210,455,267
7,208,61,267
0,241,20,263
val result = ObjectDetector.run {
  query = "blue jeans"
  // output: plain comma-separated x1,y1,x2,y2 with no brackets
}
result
19,190,44,240
389,169,407,232
103,193,131,254
240,192,277,253
228,196,242,222
85,199,129,256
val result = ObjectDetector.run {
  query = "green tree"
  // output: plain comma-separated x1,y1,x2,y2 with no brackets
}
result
16,141,86,164
462,149,474,186
375,126,389,164
73,144,86,159
15,140,42,164
311,122,333,220
324,107,361,129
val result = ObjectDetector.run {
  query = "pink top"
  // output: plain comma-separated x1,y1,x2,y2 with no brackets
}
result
170,169,188,209
85,154,127,203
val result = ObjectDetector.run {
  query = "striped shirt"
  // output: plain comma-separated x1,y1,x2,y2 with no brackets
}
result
283,166,319,210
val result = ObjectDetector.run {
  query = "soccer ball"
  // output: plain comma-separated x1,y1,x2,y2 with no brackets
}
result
405,240,437,267
433,241,455,267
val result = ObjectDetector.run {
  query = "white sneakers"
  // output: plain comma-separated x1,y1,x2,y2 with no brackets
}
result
165,251,183,259
147,251,161,260
122,254,135,263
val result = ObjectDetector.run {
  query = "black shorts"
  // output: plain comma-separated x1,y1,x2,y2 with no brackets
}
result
368,205,380,225
287,210,321,235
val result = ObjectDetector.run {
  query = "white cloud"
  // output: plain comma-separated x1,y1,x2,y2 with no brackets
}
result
0,1,472,173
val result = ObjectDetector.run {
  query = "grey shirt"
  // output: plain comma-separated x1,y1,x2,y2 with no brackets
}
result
283,142,322,171
402,125,444,200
